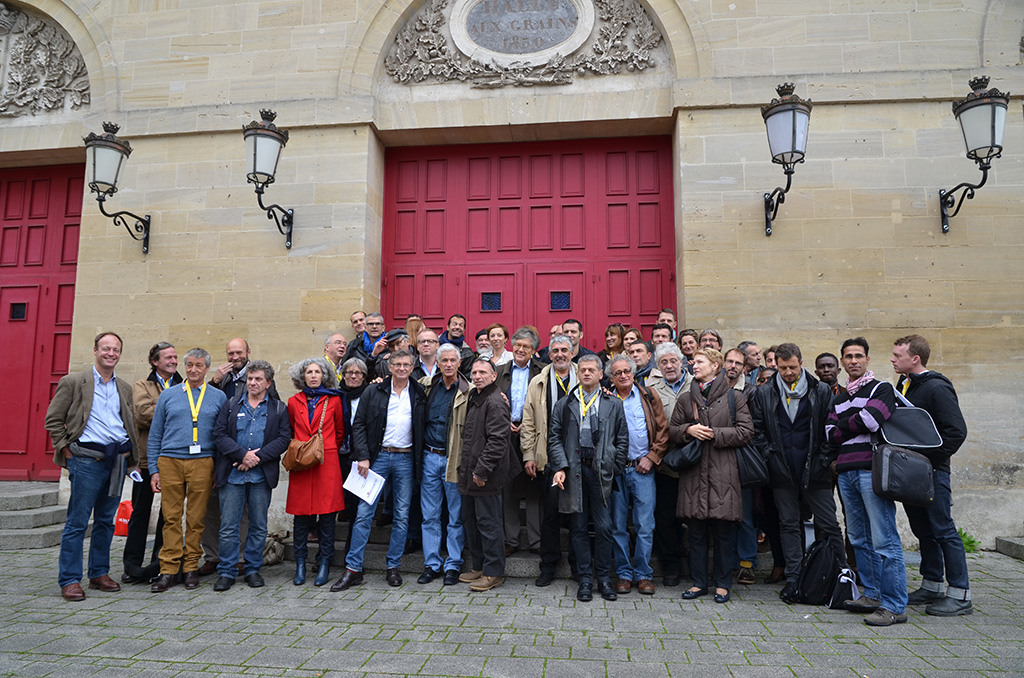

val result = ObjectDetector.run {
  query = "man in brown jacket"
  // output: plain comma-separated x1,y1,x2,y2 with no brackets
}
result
607,354,669,595
122,342,182,583
45,332,139,601
458,359,516,592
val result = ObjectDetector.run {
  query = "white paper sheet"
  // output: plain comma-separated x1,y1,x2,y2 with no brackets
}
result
342,461,386,505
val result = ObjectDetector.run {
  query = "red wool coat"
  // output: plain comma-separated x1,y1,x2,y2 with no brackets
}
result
286,393,346,516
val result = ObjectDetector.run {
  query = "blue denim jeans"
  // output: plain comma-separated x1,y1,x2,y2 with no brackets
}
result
346,450,414,571
611,466,656,581
218,480,272,577
58,455,122,587
736,487,758,568
904,470,970,597
838,469,908,614
570,463,614,584
420,451,464,572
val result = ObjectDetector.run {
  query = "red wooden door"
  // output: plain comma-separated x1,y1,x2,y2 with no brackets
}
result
382,137,676,353
0,165,81,481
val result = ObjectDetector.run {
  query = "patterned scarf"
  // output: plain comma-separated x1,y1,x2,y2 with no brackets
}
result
846,370,875,396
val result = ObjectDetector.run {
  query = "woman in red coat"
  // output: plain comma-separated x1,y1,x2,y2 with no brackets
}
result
286,356,345,587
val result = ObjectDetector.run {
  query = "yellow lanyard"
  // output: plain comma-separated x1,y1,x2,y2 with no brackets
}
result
901,378,910,396
578,386,598,420
786,380,796,407
556,373,571,395
184,382,207,444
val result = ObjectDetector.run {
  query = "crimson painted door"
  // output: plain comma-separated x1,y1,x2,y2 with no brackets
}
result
0,165,81,481
382,137,676,352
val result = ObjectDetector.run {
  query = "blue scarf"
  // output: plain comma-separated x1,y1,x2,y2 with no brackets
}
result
362,332,375,355
303,387,344,425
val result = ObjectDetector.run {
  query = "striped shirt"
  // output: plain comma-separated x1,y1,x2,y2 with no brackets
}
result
825,379,895,473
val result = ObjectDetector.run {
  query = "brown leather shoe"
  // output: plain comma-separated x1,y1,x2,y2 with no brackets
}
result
61,583,85,601
197,561,218,576
637,579,655,595
469,575,504,592
88,574,121,592
616,579,632,594
386,567,403,587
183,571,200,590
150,574,176,593
330,569,364,592
458,570,483,583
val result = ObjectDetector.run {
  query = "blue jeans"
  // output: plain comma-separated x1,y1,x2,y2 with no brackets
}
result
420,452,464,572
58,456,122,587
346,450,414,571
904,470,970,597
611,466,656,581
838,469,908,614
218,481,272,577
570,463,614,584
736,488,758,568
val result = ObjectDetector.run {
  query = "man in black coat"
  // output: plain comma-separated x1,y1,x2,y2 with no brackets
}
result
333,350,427,591
891,334,971,616
211,360,291,590
750,342,847,602
458,359,517,592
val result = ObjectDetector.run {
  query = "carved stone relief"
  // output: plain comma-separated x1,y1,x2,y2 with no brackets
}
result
384,0,663,89
0,3,90,117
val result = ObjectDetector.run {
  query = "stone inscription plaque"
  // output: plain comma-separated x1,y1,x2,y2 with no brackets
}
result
466,0,578,55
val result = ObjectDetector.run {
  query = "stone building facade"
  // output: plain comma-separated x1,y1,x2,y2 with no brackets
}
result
2,0,1022,543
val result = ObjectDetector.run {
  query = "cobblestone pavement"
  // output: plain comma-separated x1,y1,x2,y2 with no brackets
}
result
1,544,1022,677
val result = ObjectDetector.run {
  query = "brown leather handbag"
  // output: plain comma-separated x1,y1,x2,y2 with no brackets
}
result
283,398,327,472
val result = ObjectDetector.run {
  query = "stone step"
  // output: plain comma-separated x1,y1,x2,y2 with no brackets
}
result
0,482,59,512
0,524,63,549
0,504,66,529
996,536,1024,561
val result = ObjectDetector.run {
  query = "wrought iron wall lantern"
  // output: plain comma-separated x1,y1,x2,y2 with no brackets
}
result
938,76,1010,233
83,122,151,254
242,109,294,249
761,83,813,237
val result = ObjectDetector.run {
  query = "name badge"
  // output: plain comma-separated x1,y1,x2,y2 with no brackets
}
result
189,443,202,455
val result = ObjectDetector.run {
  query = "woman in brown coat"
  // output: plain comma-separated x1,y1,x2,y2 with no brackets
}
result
669,348,754,603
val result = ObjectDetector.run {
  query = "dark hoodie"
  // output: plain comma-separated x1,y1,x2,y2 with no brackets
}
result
896,371,967,474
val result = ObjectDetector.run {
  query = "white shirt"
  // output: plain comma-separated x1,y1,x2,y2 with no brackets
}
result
381,383,413,448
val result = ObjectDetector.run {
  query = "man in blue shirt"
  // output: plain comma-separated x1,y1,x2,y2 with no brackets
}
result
495,327,543,556
607,354,669,596
148,348,227,593
212,360,291,591
45,332,139,601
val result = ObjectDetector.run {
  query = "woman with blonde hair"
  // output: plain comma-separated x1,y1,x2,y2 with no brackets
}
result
668,347,754,604
600,323,625,364
404,315,426,352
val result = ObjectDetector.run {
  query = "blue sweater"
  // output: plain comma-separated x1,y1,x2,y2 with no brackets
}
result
148,382,227,474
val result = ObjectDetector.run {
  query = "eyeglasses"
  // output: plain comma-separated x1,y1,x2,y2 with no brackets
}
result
366,321,384,327
612,369,632,377
419,338,438,344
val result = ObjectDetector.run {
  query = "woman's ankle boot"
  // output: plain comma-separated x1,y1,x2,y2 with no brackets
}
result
293,558,306,586
314,558,331,587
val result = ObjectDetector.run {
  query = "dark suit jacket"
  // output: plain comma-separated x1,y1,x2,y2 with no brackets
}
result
212,393,292,489
45,369,139,468
494,359,543,423
352,376,427,476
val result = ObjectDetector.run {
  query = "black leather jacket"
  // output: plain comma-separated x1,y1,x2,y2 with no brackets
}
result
749,371,834,490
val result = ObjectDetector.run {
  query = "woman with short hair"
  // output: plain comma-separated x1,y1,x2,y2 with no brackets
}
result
669,348,754,604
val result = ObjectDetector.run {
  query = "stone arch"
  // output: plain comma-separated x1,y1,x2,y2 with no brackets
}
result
4,0,119,113
980,0,1024,67
338,0,710,98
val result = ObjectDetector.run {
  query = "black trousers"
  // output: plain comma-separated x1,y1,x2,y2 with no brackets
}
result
689,518,737,590
653,471,687,578
462,493,505,577
761,487,786,572
293,513,337,562
539,466,575,576
122,469,163,579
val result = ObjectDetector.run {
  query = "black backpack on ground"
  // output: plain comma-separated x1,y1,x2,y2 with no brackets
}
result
795,538,841,605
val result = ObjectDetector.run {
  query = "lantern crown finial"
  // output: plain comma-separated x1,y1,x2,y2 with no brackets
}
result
101,121,121,135
776,82,796,98
259,109,277,123
968,76,990,92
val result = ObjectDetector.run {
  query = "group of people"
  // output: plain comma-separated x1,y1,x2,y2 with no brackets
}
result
45,308,972,628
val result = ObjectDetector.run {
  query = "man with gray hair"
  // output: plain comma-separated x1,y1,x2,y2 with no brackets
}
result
495,327,544,556
548,353,629,602
344,311,387,364
416,343,470,586
521,334,579,586
607,354,668,595
646,342,693,586
148,348,227,593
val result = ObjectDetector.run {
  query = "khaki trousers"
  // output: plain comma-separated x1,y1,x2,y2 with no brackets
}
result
158,456,214,574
